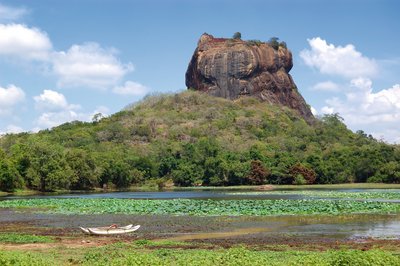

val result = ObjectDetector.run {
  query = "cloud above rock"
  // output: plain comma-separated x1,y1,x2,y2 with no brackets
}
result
112,80,149,96
302,37,399,143
300,37,378,79
52,43,134,89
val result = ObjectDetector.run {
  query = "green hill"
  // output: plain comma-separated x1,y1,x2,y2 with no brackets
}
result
1,91,399,192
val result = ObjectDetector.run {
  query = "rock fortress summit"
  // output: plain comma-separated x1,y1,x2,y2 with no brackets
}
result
185,33,314,123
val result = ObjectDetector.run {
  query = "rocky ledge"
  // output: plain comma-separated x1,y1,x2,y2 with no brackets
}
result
185,33,314,123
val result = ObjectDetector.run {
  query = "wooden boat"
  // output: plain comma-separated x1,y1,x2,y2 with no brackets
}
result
80,224,140,235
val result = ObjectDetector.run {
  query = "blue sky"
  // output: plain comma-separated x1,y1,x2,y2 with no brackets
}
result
0,0,399,142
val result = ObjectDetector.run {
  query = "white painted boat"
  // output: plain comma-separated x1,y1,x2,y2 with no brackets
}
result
80,224,138,235
87,225,140,235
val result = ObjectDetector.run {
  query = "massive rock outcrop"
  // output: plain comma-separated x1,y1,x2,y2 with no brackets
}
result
185,33,314,122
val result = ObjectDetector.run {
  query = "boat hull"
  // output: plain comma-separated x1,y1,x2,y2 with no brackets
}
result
80,224,139,235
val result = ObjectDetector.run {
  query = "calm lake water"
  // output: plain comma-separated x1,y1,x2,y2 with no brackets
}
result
2,188,400,200
2,190,304,200
1,189,400,241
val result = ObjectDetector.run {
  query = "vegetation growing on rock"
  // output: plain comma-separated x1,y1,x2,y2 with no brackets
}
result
0,91,399,192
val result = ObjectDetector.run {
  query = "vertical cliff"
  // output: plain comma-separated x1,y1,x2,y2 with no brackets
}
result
186,33,314,123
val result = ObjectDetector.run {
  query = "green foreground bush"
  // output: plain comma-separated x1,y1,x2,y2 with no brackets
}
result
0,233,53,244
0,250,54,266
1,247,399,266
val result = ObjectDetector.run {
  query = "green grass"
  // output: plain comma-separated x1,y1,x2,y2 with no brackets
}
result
227,190,400,200
177,183,400,191
11,189,43,196
1,245,399,266
0,233,54,244
1,198,399,216
0,250,55,266
80,247,400,266
0,189,47,197
272,183,400,190
172,185,262,191
132,239,194,248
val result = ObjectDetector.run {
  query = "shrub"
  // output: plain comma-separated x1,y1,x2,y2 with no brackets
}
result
279,41,287,49
247,40,263,46
289,163,317,184
246,160,270,185
293,174,307,185
268,37,280,50
232,32,241,39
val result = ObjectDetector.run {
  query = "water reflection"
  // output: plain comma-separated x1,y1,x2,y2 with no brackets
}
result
350,219,400,240
264,214,400,240
2,189,400,202
1,191,309,200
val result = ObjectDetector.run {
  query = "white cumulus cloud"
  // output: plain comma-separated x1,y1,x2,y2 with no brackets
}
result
337,78,400,122
0,24,143,93
302,37,400,143
33,90,112,130
35,107,110,129
321,81,400,142
0,24,52,60
0,84,25,116
91,106,110,117
0,21,146,132
310,106,318,116
371,129,400,144
321,106,335,115
311,81,340,92
1,124,24,134
0,4,29,21
36,110,83,129
300,37,378,79
112,80,149,96
33,90,84,128
34,89,79,111
52,42,134,89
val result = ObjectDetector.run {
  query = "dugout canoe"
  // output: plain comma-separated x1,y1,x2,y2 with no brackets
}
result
80,224,140,235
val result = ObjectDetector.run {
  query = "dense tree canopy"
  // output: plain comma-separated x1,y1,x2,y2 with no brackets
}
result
0,91,399,191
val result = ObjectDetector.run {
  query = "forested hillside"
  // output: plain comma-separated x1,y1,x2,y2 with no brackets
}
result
1,91,399,192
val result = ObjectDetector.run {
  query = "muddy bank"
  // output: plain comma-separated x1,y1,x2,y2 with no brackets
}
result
1,208,400,249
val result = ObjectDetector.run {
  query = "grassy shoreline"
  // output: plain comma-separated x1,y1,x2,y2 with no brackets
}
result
271,183,400,190
1,244,399,266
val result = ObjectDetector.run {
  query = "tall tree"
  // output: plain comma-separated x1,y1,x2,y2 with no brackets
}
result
0,156,23,191
67,149,99,190
26,140,74,191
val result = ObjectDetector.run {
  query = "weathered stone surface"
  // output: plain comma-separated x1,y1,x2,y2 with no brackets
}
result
186,33,314,122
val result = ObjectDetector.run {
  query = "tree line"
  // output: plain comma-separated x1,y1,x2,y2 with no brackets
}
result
1,92,399,192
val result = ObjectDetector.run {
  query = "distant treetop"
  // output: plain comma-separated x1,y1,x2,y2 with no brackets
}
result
268,37,287,50
232,32,241,40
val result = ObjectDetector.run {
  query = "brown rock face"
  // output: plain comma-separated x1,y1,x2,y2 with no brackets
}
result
185,33,314,122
